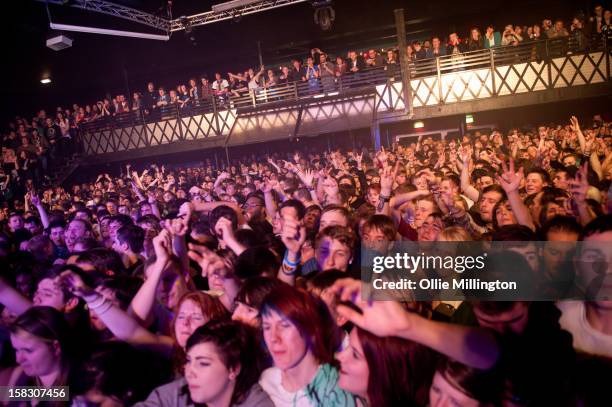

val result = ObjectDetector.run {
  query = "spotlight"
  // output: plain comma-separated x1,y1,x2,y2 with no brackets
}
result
413,121,424,129
313,0,335,31
41,78,52,84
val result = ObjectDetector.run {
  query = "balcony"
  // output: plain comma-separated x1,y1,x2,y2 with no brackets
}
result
79,37,611,162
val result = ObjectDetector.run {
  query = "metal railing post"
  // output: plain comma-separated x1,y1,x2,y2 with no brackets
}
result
394,9,413,117
436,57,443,104
606,40,611,81
293,83,299,100
138,107,148,148
546,39,553,89
177,104,184,141
490,48,497,96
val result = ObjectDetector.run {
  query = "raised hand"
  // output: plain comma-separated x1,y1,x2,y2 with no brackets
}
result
376,146,389,164
280,215,306,255
214,217,234,242
570,116,581,133
584,134,595,154
59,270,96,299
380,162,399,196
459,146,471,166
355,151,363,166
152,229,172,264
568,163,589,204
187,243,227,278
497,158,524,194
298,169,315,189
30,194,42,207
331,278,411,338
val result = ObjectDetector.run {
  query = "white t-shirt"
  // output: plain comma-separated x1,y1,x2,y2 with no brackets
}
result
259,364,354,407
557,301,612,358
259,367,315,407
212,79,229,91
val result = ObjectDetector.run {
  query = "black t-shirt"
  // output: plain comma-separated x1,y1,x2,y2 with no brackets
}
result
45,125,61,142
143,90,158,109
453,302,576,405
349,196,366,211
287,67,305,83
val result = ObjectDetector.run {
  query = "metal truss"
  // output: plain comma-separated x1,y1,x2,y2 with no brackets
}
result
169,0,308,32
39,0,170,31
40,0,309,35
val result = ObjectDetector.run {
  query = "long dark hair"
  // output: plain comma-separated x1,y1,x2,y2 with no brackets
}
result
435,358,503,405
235,277,286,312
10,306,74,387
186,320,262,405
357,327,436,407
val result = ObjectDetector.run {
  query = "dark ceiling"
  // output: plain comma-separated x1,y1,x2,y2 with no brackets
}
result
5,0,588,124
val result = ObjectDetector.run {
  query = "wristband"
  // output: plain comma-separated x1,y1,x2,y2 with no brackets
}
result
92,299,113,316
86,294,106,310
283,251,301,267
281,263,298,276
379,195,391,202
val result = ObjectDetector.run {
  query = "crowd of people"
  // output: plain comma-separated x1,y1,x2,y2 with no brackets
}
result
0,4,611,406
5,6,610,140
0,108,610,406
